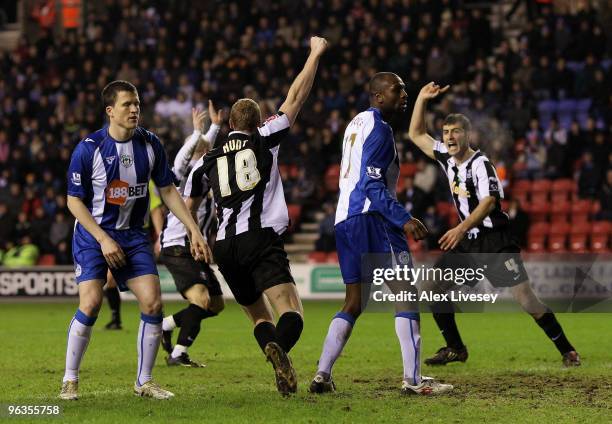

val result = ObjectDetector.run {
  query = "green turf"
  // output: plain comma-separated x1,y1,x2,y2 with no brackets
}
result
0,301,610,423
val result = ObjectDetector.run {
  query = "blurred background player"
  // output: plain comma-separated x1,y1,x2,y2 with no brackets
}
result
408,82,580,367
309,72,453,396
161,102,225,367
184,36,328,395
103,182,164,330
60,80,209,401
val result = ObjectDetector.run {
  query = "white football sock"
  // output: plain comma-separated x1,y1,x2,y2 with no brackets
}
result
395,313,421,386
136,313,162,387
317,312,355,376
63,310,96,383
162,315,176,332
171,344,187,358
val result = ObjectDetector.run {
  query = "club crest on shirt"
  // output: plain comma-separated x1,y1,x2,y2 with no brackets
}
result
366,166,382,179
488,176,499,191
120,153,133,168
75,263,82,277
398,251,411,265
71,172,81,186
106,156,116,165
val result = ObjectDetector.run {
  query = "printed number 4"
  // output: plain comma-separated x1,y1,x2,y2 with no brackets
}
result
505,258,520,274
217,149,261,197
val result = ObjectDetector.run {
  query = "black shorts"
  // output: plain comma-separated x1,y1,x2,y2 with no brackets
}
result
213,228,294,306
434,227,529,287
160,245,223,298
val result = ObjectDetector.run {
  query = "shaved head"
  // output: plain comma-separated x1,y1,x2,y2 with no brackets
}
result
368,72,408,118
369,72,400,97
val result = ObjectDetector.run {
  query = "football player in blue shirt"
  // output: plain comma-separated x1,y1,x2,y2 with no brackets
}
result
59,80,208,400
309,73,453,395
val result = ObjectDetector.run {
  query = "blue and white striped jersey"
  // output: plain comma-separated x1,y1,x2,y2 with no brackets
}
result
335,107,411,229
67,126,174,230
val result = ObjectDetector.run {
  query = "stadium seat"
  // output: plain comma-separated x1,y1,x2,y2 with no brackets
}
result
590,201,601,216
400,163,417,178
436,201,455,219
547,234,567,252
531,179,552,194
408,239,423,253
512,179,532,192
569,234,588,253
324,164,340,192
37,254,56,266
551,179,575,193
570,222,591,235
308,251,328,263
527,234,546,252
551,191,570,204
287,204,302,232
549,202,570,222
529,222,550,236
590,234,610,253
571,200,592,222
530,192,549,204
326,251,339,263
591,221,611,235
527,203,550,223
549,221,571,236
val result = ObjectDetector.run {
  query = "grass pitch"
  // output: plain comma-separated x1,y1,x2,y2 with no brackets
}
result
0,300,610,423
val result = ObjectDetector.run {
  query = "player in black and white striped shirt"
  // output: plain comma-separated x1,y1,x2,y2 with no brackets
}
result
159,102,225,368
185,36,328,395
408,82,580,367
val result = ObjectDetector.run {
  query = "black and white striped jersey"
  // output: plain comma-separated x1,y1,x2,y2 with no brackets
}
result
433,140,509,235
160,125,220,248
185,112,290,241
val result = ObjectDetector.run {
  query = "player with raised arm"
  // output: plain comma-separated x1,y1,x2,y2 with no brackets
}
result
309,73,453,396
184,37,328,395
160,102,226,368
59,80,209,401
408,82,580,367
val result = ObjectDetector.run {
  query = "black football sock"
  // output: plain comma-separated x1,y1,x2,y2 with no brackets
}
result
172,307,188,327
276,311,303,353
431,301,465,350
104,286,121,322
534,312,575,354
176,304,217,347
254,321,278,353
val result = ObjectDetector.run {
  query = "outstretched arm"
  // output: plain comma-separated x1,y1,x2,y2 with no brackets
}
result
279,36,328,126
408,82,449,160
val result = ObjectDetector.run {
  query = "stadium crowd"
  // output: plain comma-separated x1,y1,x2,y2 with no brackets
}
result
0,0,610,264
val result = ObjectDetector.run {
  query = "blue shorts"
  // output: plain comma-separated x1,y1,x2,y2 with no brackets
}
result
72,224,158,291
335,214,411,284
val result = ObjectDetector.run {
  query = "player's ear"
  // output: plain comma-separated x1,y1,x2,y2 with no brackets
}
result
228,117,234,130
105,105,113,119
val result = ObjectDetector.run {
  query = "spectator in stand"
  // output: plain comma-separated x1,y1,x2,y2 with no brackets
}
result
2,235,40,267
315,203,336,253
413,157,438,195
598,169,612,221
507,199,530,248
397,176,430,218
0,201,14,249
578,151,600,199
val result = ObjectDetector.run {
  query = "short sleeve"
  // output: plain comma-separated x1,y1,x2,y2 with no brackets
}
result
184,157,209,198
67,142,91,198
149,133,175,188
433,140,451,165
475,159,502,200
257,112,290,148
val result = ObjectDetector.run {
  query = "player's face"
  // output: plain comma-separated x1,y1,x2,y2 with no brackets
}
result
107,91,140,130
442,124,469,156
381,78,408,114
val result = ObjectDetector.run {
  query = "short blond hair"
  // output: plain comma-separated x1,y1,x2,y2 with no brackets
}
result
230,98,261,132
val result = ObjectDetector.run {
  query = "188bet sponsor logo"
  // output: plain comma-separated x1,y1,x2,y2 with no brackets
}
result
105,180,147,205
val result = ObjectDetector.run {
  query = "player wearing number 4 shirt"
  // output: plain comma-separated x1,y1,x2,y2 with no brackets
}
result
185,36,328,396
408,82,580,368
60,80,209,401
